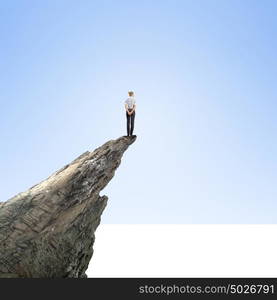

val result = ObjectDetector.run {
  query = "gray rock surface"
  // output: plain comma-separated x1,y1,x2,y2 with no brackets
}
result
0,135,136,278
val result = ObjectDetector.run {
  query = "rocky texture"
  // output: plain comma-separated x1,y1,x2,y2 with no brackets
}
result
0,135,136,278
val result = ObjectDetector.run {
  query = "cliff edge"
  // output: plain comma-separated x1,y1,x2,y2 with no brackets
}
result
0,135,136,278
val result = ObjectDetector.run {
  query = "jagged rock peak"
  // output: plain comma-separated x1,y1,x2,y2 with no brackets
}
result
0,135,136,278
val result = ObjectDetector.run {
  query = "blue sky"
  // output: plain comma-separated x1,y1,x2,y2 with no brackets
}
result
1,0,276,223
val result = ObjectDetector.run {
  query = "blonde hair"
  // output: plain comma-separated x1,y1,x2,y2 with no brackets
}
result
128,91,134,97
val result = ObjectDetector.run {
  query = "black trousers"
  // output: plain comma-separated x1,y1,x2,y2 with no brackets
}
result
126,110,135,136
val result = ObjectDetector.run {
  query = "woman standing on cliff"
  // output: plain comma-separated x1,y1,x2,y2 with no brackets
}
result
124,91,136,136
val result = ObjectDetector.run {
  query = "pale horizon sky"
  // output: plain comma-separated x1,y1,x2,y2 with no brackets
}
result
1,0,276,223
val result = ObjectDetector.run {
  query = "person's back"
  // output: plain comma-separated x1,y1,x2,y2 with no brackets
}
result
124,91,136,136
125,96,136,110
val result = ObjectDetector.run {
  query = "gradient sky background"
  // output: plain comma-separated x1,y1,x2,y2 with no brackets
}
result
1,0,276,223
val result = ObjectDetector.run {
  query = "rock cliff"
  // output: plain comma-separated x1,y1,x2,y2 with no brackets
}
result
0,135,136,278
